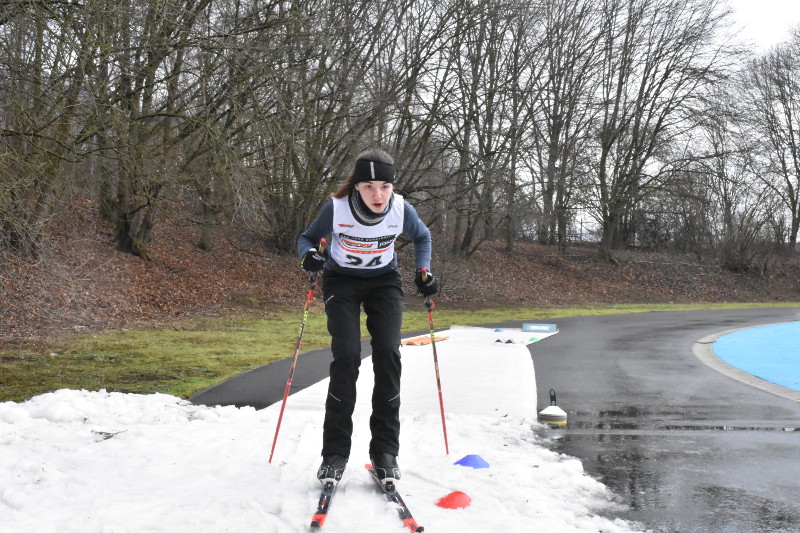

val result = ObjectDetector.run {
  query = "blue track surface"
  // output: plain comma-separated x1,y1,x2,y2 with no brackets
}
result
713,321,800,392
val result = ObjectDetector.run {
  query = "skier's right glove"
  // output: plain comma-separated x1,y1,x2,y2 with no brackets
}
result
301,248,325,272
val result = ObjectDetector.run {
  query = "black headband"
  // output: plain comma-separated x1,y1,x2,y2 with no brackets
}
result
353,158,395,184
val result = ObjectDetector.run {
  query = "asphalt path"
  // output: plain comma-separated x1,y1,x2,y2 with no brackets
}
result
526,308,800,533
191,307,800,532
191,337,377,409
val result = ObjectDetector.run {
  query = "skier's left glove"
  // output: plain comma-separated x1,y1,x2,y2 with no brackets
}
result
414,269,439,297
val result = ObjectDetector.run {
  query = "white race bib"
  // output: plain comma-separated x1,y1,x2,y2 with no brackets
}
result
330,194,404,269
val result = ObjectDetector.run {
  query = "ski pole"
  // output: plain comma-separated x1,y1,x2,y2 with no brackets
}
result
269,238,326,463
422,267,449,455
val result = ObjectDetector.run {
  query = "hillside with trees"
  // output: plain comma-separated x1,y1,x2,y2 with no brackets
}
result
1,200,798,343
2,0,800,342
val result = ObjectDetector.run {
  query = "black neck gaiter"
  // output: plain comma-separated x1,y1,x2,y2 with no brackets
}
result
349,190,393,226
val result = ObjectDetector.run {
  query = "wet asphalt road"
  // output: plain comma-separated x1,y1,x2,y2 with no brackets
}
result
522,308,800,533
192,307,800,532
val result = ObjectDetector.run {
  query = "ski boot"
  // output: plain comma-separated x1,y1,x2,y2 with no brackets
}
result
369,452,400,486
316,454,348,484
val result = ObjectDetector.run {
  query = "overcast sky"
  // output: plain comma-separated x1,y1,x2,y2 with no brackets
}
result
728,0,800,50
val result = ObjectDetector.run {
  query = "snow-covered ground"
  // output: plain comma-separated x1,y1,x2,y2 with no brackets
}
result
1,326,639,532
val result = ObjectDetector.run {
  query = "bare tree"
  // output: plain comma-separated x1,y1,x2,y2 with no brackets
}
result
433,0,544,257
743,39,800,252
528,0,602,257
383,0,469,223
229,0,428,252
591,0,730,263
0,0,87,256
677,83,783,271
4,0,779,274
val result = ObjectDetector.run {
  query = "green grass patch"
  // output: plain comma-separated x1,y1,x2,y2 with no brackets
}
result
0,313,329,402
1,302,798,403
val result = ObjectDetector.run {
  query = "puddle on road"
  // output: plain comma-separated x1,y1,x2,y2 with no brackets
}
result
563,421,800,433
695,486,800,533
533,410,800,532
557,407,800,433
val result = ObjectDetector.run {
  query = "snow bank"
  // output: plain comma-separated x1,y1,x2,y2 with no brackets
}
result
0,326,638,533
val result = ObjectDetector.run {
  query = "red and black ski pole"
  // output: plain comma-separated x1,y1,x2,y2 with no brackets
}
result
422,267,449,455
269,238,326,463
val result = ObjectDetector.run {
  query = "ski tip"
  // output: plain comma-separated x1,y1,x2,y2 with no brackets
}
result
310,516,325,528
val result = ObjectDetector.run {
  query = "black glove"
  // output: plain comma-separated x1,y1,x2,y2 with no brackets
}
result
414,269,439,297
301,248,325,272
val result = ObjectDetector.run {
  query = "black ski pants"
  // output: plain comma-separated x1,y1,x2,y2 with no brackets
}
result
321,269,405,458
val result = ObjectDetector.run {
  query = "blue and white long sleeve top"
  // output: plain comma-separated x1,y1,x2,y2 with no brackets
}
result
298,193,432,278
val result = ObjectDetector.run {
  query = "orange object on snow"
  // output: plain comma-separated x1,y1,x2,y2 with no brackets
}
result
435,491,472,509
401,335,449,346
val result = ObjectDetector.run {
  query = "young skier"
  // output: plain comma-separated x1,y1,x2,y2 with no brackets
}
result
297,148,438,487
